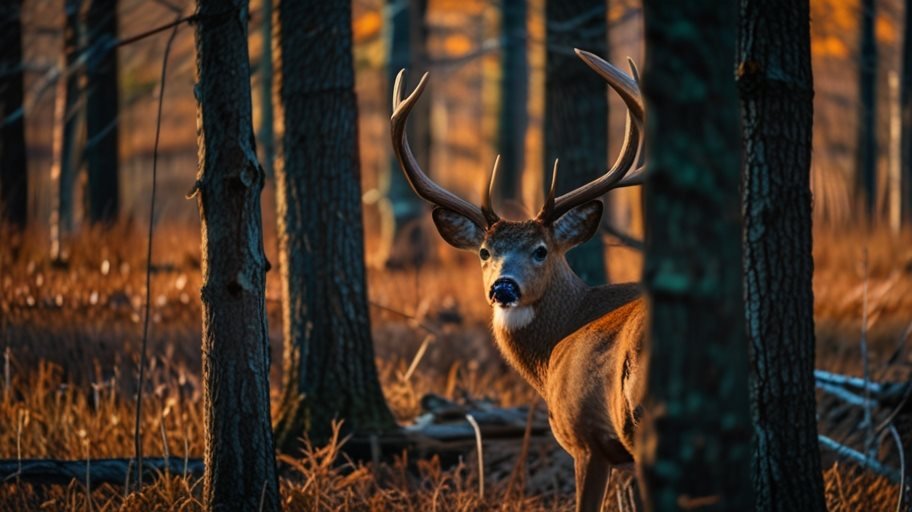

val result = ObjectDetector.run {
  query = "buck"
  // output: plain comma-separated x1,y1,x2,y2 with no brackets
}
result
391,50,646,511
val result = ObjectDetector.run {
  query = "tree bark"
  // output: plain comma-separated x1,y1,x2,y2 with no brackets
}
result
0,0,27,228
85,0,120,223
544,0,608,285
60,0,83,234
383,0,429,268
638,0,753,510
192,1,279,510
856,0,877,219
273,0,397,451
901,0,912,225
496,0,528,204
736,1,827,510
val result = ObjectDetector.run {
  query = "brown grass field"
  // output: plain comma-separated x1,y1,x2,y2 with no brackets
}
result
0,221,909,511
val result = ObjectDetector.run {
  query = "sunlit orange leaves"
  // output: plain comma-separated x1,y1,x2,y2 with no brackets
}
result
443,34,473,56
809,0,899,58
353,11,382,43
875,14,897,44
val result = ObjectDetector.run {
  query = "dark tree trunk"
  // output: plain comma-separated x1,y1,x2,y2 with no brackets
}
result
192,1,279,509
856,0,877,219
544,0,608,285
258,0,274,178
85,0,120,223
496,0,528,204
0,0,27,228
273,0,396,451
638,0,753,510
384,0,429,267
736,1,827,510
902,0,912,225
60,0,83,234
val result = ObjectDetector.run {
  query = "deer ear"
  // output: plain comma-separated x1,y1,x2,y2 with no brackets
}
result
432,207,485,250
552,200,603,249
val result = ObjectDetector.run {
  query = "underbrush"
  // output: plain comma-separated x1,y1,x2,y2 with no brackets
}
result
0,222,909,510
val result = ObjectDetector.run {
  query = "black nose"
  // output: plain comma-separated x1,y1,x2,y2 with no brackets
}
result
489,278,521,305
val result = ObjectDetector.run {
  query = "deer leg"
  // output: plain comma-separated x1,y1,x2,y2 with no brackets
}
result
575,451,611,512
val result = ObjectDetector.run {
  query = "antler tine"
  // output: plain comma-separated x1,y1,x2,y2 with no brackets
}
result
481,155,501,225
391,70,490,228
537,159,559,221
538,50,644,223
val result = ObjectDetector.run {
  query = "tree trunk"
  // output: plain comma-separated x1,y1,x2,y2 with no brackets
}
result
496,0,528,204
736,1,827,510
84,0,120,223
638,0,753,510
60,0,83,235
258,0,274,178
856,0,877,219
901,0,912,225
0,0,27,228
384,0,429,268
52,0,83,260
192,1,279,510
273,0,397,451
544,0,608,285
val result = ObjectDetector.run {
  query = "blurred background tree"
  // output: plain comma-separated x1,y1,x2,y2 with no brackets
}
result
0,0,27,229
544,0,609,285
85,0,120,223
382,0,431,268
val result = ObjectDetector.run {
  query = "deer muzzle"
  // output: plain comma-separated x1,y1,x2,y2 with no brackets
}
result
489,278,521,306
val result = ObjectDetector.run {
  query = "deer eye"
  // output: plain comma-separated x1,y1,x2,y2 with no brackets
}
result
533,246,548,261
479,248,491,261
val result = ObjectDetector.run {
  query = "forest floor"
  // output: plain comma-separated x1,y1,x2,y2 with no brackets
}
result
0,222,909,510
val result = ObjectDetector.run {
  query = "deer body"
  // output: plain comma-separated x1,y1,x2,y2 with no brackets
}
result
390,50,646,511
494,281,644,459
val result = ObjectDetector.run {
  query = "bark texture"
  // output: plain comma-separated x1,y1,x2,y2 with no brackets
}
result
856,0,877,218
496,0,528,203
639,1,753,509
192,1,279,510
544,0,608,285
0,0,27,228
273,0,396,451
85,0,120,223
736,1,826,510
902,0,912,224
384,0,429,267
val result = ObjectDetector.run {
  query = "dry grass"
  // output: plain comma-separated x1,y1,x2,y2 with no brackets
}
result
0,221,909,510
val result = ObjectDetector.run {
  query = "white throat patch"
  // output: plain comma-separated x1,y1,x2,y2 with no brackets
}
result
493,305,535,332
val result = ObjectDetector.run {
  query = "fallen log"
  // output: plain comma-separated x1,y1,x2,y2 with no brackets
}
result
1,458,204,486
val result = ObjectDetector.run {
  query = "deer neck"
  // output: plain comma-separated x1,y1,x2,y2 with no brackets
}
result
491,260,590,393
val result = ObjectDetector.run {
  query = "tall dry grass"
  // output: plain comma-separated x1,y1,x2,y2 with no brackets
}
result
1,221,909,510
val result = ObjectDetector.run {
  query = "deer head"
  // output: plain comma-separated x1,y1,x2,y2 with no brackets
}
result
390,50,644,328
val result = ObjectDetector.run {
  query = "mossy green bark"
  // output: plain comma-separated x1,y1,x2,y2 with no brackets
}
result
638,1,753,510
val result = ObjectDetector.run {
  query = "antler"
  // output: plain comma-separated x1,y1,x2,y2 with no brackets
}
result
537,50,646,224
391,70,499,228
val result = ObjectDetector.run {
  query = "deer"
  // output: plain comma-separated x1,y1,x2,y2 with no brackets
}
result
390,49,646,512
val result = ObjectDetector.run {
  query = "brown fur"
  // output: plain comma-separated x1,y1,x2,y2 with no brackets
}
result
435,208,645,512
